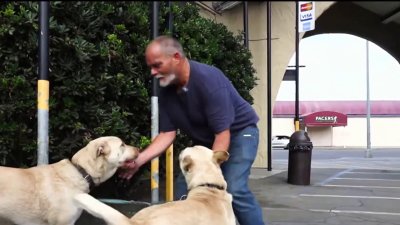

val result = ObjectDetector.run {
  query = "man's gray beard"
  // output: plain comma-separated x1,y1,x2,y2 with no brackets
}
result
156,74,177,87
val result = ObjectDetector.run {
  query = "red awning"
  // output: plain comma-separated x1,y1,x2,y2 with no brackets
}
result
300,111,347,127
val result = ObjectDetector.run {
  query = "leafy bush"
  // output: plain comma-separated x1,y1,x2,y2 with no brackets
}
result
0,1,257,199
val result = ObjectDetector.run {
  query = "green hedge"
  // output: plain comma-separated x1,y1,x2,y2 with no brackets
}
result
0,1,257,198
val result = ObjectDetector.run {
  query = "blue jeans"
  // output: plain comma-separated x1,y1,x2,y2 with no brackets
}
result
174,125,266,225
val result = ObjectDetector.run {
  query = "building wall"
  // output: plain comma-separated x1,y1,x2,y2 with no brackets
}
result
333,117,400,148
273,118,295,137
332,118,366,147
274,117,400,148
197,2,336,167
307,127,332,146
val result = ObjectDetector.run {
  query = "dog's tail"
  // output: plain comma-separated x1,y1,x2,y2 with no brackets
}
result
74,193,132,225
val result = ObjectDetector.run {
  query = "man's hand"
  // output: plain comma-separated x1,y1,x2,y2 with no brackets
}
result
117,131,176,180
118,160,140,180
212,129,230,153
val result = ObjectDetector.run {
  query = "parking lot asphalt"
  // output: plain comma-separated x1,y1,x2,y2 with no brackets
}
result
251,154,400,225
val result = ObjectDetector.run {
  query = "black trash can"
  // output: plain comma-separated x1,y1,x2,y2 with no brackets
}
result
287,130,313,185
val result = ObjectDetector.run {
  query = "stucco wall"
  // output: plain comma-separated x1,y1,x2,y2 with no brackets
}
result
272,118,295,138
333,117,400,148
197,2,336,167
307,126,332,146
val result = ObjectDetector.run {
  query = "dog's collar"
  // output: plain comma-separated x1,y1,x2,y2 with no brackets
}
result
73,164,95,191
191,183,225,192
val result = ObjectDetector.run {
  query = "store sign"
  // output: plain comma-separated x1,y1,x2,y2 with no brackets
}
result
298,1,315,32
315,116,337,123
301,111,347,127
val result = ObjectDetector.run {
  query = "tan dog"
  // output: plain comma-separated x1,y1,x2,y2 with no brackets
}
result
0,136,139,225
74,145,236,225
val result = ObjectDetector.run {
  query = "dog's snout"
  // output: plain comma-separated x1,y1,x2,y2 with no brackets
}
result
133,147,140,159
121,145,140,162
127,146,139,158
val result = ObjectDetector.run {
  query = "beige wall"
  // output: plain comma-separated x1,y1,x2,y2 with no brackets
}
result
333,117,400,148
307,127,332,146
274,117,400,148
333,118,365,147
197,2,336,167
273,118,295,137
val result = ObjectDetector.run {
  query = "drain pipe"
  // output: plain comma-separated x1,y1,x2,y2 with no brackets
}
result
243,1,249,48
267,1,272,171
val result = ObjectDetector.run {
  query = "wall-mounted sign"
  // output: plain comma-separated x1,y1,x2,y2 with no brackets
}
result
315,116,337,123
298,1,315,32
301,111,347,127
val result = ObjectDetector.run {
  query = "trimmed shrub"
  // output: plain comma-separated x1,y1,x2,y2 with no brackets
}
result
0,1,257,199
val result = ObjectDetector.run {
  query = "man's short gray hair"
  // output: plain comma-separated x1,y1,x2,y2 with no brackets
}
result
153,35,186,58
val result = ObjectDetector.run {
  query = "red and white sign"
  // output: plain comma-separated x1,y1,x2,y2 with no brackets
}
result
300,111,348,127
298,1,315,32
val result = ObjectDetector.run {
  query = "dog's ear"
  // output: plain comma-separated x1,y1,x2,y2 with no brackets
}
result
97,145,105,157
213,151,230,165
96,143,110,157
182,155,193,173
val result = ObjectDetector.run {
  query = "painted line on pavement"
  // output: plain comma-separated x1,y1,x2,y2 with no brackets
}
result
309,209,400,216
316,168,353,186
345,171,400,175
299,194,400,200
321,184,400,189
264,207,400,216
334,177,400,182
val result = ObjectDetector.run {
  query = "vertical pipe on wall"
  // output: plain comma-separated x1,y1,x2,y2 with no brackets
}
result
243,1,249,48
267,1,272,171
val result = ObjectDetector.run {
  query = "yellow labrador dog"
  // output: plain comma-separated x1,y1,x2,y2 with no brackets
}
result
74,145,236,225
0,136,139,225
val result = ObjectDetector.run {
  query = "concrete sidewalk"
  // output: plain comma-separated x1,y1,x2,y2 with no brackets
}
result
250,157,400,225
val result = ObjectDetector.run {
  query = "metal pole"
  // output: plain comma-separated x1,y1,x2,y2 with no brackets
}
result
294,1,300,131
168,1,174,35
151,1,160,204
166,144,173,201
267,1,272,171
243,1,249,48
37,1,50,165
165,1,174,202
365,40,372,158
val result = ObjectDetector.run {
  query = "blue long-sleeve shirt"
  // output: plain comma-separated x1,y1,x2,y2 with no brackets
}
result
159,60,259,148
